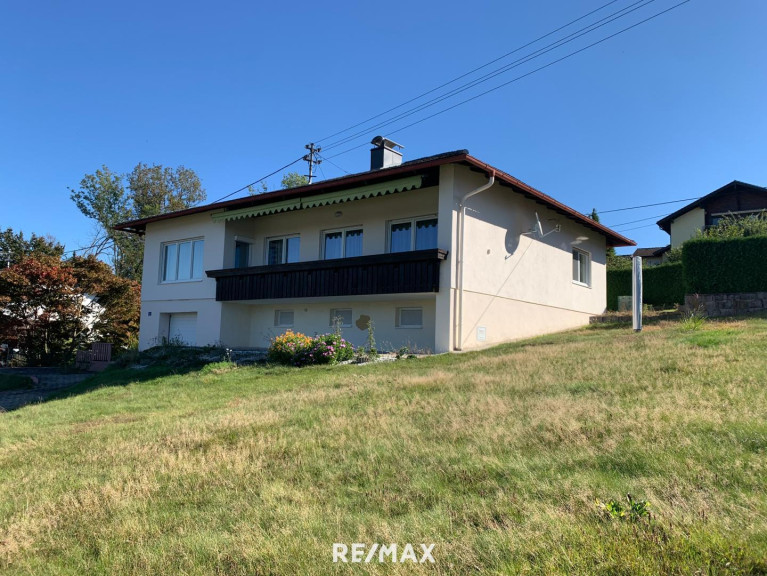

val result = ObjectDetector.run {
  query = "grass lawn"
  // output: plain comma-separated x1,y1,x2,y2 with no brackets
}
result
0,317,765,575
0,374,34,392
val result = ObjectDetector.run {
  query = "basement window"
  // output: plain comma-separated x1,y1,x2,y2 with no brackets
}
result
396,307,423,329
329,308,352,328
274,309,295,327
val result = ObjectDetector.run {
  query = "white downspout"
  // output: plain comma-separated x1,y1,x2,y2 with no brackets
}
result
455,171,495,351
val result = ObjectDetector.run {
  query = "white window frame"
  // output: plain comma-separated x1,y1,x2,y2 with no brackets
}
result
265,235,300,265
321,227,364,260
572,248,591,287
160,238,204,284
274,309,295,327
396,307,423,329
388,215,438,253
329,308,353,328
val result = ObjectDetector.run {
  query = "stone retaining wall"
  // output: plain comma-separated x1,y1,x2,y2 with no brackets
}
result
685,292,767,317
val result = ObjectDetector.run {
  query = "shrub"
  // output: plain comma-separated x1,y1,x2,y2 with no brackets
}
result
683,235,767,294
267,330,312,365
267,330,354,367
293,333,355,367
606,262,684,310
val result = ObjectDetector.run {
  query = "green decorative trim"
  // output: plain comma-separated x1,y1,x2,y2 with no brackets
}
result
212,176,423,222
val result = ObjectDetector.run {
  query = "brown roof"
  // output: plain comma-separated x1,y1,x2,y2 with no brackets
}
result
656,180,767,233
114,150,635,247
632,246,670,258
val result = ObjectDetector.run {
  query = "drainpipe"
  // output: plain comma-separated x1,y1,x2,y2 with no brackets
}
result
455,171,495,351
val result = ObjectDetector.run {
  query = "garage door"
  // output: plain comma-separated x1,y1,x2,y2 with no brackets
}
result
168,313,197,346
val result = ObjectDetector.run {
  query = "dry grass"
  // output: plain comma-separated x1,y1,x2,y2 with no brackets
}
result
0,317,765,574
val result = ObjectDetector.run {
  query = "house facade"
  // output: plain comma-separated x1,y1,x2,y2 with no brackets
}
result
116,144,634,353
657,180,767,248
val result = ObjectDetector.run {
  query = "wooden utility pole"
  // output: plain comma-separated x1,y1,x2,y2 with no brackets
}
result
303,143,322,184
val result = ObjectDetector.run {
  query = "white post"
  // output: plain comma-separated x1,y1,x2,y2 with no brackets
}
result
632,256,643,332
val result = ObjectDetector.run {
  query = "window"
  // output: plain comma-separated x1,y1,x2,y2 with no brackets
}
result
274,309,294,327
572,248,591,286
234,240,250,268
329,308,352,328
162,239,204,282
266,235,300,265
323,228,363,259
396,307,423,328
389,216,438,253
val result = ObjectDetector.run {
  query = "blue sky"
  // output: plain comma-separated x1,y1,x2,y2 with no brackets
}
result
1,0,765,255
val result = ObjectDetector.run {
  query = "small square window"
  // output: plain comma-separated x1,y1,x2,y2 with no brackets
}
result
396,307,423,328
274,309,294,327
572,249,591,287
329,308,352,328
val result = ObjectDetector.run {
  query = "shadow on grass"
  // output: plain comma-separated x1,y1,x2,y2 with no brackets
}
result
46,346,234,405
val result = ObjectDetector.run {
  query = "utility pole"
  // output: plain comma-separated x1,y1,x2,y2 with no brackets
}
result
304,143,322,184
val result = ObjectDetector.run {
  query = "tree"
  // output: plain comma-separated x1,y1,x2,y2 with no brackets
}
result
590,208,618,262
281,172,309,189
69,255,141,349
70,164,205,281
0,228,64,267
0,255,80,365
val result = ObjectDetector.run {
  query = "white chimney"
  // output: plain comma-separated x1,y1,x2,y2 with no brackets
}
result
370,136,403,170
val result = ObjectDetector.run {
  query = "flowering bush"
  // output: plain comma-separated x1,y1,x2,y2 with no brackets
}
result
293,333,355,367
267,330,312,365
267,331,354,367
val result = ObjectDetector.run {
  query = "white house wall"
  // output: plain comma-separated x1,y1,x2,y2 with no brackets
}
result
243,298,436,352
442,166,607,351
223,185,439,265
669,207,705,248
139,212,224,349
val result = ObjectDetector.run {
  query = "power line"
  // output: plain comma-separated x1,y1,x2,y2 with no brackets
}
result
606,212,671,228
313,0,625,144
321,0,661,152
597,195,700,214
209,157,305,204
326,0,693,160
615,222,665,232
317,153,350,175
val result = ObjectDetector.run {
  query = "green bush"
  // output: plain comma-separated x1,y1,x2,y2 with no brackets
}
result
267,330,355,367
683,235,767,294
606,262,685,310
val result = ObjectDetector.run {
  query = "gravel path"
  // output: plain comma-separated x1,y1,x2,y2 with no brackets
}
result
0,368,93,412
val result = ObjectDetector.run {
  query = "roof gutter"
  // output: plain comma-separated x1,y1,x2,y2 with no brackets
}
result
455,171,495,351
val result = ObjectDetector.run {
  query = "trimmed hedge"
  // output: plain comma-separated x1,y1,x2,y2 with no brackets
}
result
606,262,685,310
682,235,767,294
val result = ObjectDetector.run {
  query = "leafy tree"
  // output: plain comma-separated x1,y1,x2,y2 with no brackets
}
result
0,255,80,365
700,212,767,239
70,164,205,281
0,228,64,267
69,256,141,350
281,172,309,189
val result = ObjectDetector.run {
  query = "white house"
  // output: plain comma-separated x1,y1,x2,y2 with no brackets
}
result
115,140,634,353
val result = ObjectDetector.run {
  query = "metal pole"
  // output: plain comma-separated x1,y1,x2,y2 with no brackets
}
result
632,256,643,332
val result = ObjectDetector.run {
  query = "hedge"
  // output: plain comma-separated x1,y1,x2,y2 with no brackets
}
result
606,262,685,310
682,235,767,294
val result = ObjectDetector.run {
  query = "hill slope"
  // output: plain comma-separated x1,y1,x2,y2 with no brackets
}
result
1,319,766,575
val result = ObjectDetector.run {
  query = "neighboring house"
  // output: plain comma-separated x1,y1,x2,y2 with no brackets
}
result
115,140,634,353
632,246,670,266
657,180,767,248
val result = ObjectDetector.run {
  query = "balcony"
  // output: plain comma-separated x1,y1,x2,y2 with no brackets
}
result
206,249,448,301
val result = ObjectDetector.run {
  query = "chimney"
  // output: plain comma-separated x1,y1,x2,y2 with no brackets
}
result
370,136,403,170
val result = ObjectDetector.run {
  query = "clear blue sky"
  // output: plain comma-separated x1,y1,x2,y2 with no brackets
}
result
1,0,765,255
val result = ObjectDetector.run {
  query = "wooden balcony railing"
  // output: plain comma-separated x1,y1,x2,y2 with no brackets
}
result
206,249,447,301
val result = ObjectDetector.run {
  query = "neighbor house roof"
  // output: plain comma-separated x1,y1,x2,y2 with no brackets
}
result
632,246,670,258
115,150,635,247
656,180,767,233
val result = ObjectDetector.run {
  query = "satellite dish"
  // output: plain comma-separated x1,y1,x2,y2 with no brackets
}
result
522,212,560,240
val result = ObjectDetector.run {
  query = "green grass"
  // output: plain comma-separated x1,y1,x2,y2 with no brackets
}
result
0,374,34,391
1,318,766,575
